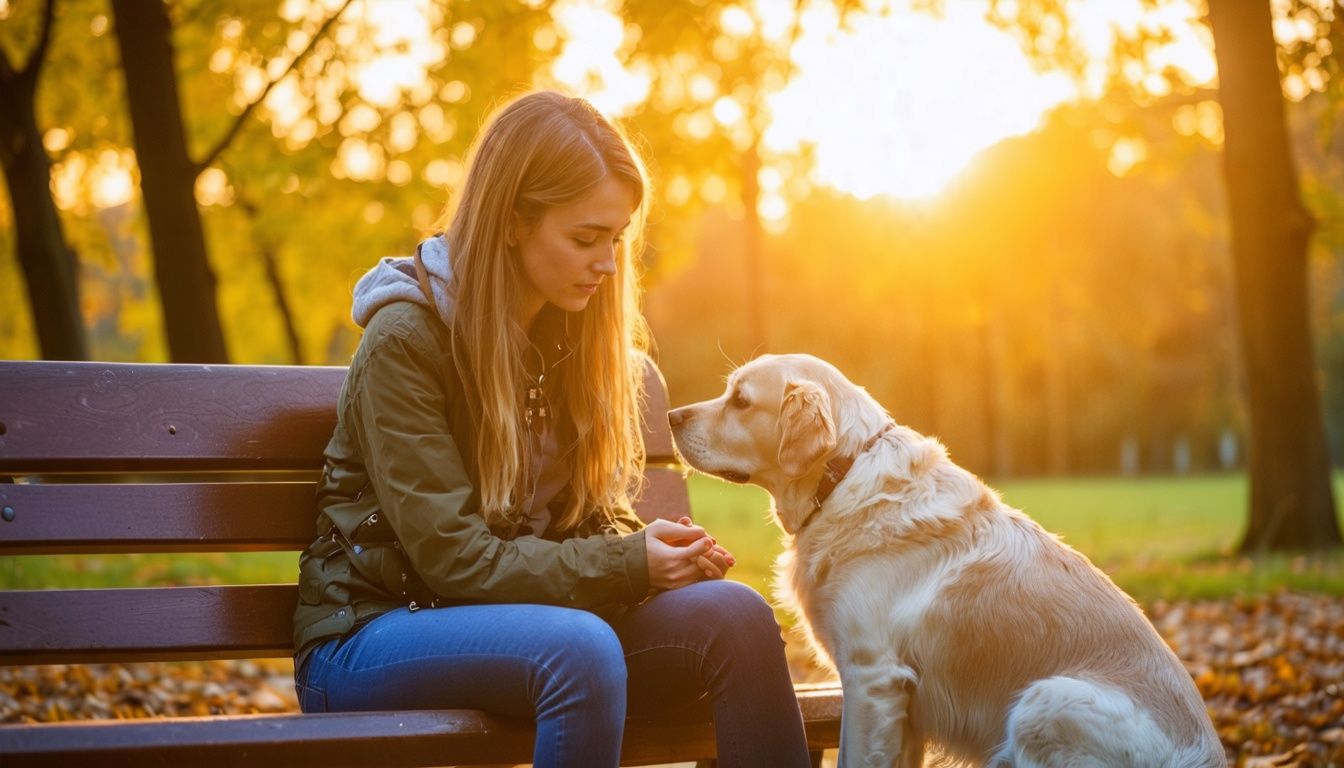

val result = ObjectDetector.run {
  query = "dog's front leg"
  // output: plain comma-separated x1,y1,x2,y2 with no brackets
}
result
837,662,919,768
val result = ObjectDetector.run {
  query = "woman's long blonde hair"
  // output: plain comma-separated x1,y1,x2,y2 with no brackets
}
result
436,90,651,531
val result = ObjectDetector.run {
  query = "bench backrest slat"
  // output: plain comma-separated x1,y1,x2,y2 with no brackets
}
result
0,468,688,556
0,359,678,473
0,585,297,664
0,363,348,473
0,482,317,554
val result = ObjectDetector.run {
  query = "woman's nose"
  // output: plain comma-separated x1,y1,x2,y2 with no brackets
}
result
593,251,617,276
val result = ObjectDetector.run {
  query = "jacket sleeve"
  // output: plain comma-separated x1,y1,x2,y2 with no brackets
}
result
604,506,647,536
346,312,650,608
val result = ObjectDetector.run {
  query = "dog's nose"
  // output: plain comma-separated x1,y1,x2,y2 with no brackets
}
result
667,406,689,428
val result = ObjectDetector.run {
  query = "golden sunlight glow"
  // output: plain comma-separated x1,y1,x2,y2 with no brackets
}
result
350,0,444,108
766,3,1072,200
195,167,235,207
42,128,72,153
1107,136,1148,176
51,156,87,213
546,0,650,116
545,0,1215,201
91,152,136,209
1064,0,1216,98
335,137,384,181
1172,100,1224,145
258,0,448,173
719,6,756,37
53,150,136,213
257,0,1218,197
763,0,1215,201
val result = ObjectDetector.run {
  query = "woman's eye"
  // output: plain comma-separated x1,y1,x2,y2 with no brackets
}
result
573,237,597,247
733,391,749,409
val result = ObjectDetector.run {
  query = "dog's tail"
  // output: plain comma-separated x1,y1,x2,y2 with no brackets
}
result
995,676,1224,767
1169,739,1228,768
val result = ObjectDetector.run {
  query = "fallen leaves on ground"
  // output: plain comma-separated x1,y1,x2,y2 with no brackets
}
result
0,659,296,721
1,592,1341,766
1149,592,1344,766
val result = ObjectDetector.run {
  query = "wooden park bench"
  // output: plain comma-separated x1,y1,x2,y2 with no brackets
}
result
0,359,842,766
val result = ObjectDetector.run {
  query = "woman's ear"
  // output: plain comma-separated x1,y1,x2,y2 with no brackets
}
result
777,380,836,477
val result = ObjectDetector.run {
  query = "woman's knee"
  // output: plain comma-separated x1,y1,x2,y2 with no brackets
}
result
541,609,627,695
701,580,781,634
562,609,624,655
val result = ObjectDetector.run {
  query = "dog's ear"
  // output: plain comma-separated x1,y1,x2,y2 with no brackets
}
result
778,380,836,477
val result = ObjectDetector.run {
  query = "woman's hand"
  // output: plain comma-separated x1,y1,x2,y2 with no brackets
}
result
643,517,736,590
668,515,735,579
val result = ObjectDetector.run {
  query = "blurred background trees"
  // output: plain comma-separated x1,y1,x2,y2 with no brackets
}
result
1,0,1341,550
992,0,1340,567
1,0,84,360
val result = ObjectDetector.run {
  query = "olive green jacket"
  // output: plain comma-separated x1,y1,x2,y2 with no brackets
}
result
292,300,651,660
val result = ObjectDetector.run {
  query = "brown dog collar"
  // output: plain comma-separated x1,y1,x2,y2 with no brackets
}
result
798,422,897,532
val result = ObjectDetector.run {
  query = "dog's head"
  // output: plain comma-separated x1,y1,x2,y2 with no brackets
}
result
668,353,889,530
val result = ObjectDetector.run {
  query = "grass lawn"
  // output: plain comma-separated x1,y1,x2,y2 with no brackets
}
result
3,473,1342,606
687,472,1344,605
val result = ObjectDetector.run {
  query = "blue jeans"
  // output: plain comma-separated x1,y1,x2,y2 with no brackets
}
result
296,580,811,768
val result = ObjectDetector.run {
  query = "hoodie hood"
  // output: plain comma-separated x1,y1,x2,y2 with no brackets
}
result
352,234,456,328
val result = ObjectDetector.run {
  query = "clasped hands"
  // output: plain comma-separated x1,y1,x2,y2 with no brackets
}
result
643,516,736,591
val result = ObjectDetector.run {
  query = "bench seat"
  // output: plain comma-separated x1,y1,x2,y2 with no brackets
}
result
0,683,842,766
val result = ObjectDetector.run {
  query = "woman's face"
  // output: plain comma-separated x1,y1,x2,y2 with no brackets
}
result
513,174,636,328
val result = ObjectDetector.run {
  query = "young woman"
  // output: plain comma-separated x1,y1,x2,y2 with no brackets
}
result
292,90,812,767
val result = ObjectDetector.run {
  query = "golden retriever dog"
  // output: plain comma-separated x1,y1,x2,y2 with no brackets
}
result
668,354,1224,768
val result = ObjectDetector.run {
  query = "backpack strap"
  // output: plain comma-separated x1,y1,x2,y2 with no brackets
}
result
413,242,435,307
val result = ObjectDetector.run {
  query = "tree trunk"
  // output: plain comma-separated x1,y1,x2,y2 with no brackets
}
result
1042,269,1070,475
237,193,304,364
0,16,87,360
110,0,228,363
260,243,304,365
741,141,767,353
1207,2,1340,552
984,290,1012,477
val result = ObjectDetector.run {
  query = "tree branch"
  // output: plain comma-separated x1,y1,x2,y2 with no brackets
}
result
193,0,355,174
21,0,56,80
788,0,805,47
0,43,16,83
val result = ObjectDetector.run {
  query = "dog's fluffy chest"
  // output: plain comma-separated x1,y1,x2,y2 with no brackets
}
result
780,536,954,672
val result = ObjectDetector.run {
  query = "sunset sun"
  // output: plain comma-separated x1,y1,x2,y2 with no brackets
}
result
763,3,1076,201
546,0,1217,206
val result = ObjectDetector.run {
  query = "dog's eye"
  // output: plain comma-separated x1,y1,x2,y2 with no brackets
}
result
732,391,750,409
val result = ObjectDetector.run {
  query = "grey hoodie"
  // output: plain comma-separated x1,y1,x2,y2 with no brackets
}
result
351,235,456,329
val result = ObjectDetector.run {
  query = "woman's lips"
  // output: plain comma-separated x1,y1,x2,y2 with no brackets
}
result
577,283,599,295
